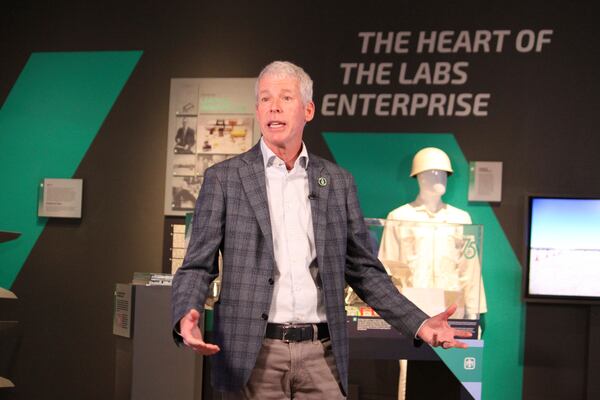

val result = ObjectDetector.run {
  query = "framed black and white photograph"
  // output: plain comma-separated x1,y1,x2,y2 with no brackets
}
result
172,154,197,176
171,176,203,211
173,116,197,154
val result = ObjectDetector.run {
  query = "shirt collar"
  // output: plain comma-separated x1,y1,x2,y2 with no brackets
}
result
260,137,309,170
411,200,448,219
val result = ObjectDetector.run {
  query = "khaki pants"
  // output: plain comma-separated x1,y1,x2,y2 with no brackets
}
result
222,338,345,400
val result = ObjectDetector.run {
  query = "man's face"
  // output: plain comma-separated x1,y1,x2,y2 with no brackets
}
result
256,75,315,151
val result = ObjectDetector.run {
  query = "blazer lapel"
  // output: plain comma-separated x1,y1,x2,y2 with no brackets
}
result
307,155,330,267
239,144,274,256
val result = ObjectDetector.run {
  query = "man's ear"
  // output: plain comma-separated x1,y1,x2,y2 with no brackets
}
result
305,101,316,122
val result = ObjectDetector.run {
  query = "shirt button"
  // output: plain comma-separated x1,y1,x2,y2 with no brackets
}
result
261,313,268,320
268,278,274,285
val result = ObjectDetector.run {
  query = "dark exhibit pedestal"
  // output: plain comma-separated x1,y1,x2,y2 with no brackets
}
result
347,316,475,400
114,285,203,400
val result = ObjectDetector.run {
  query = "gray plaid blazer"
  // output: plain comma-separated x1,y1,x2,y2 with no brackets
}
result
172,143,427,393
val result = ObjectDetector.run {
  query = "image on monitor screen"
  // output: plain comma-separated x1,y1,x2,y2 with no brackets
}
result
528,197,600,300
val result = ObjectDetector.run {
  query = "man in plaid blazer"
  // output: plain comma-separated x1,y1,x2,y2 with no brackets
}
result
172,61,470,399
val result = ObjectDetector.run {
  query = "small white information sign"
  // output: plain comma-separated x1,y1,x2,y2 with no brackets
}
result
113,283,133,338
468,161,503,203
38,178,83,218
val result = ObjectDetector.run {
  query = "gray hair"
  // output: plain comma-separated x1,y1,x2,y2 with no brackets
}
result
255,61,313,105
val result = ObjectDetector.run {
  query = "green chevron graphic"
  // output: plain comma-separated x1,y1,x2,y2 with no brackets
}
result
324,132,524,400
0,51,142,288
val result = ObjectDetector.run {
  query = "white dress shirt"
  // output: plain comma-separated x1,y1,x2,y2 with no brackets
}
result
260,139,327,323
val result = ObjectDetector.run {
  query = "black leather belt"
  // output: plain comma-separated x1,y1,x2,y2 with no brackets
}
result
265,323,330,342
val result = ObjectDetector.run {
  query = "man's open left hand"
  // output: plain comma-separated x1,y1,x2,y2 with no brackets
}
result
416,304,473,349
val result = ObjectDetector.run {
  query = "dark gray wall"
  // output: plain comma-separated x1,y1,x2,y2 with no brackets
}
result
1,1,599,399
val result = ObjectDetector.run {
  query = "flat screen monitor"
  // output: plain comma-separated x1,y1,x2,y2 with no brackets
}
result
524,196,600,304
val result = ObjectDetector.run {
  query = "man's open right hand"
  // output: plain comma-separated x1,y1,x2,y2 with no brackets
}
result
179,309,221,355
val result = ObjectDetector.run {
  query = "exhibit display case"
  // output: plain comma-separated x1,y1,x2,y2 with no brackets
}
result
346,218,485,322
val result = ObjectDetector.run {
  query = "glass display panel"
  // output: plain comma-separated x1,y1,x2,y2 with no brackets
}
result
346,218,484,320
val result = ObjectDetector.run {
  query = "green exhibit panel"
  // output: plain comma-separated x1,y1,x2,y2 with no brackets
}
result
324,132,524,400
0,51,142,288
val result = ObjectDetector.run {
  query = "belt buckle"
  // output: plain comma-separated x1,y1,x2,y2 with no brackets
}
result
282,325,292,343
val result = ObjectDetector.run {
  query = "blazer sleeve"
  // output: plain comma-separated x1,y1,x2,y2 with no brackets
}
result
171,167,224,343
342,173,429,337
